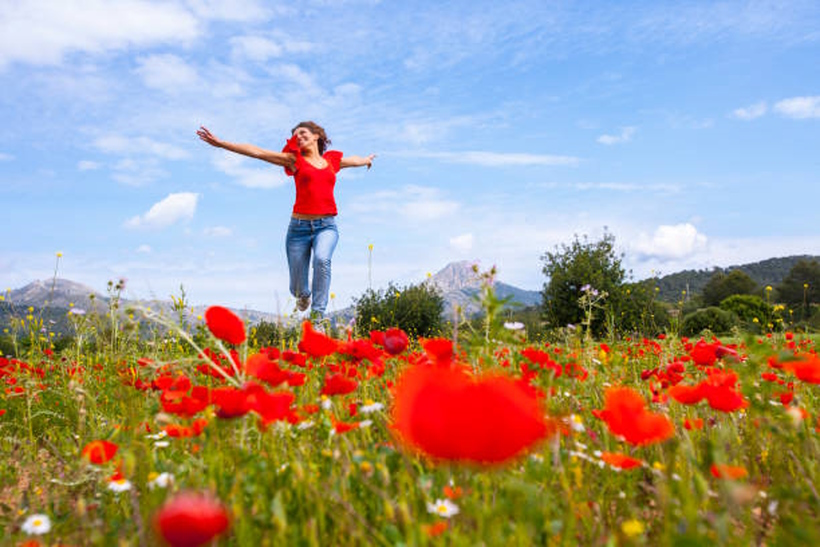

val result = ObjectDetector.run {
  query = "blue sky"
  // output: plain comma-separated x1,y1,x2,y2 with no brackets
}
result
1,0,819,314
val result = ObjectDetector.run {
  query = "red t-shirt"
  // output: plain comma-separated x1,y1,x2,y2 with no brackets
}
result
282,136,343,216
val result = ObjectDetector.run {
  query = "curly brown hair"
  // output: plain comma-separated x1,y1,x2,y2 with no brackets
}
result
291,121,331,155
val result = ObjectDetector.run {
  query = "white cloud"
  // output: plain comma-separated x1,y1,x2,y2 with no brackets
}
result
135,54,200,92
0,152,13,161
204,226,233,237
230,35,283,62
349,185,460,221
111,158,167,186
450,233,474,253
412,151,580,167
212,154,288,188
185,0,274,22
774,96,820,119
125,192,199,229
94,135,189,160
136,244,152,253
633,223,708,260
732,101,768,120
0,0,200,69
597,126,636,145
77,160,101,171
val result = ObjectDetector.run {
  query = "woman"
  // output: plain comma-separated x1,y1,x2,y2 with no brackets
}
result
197,122,375,319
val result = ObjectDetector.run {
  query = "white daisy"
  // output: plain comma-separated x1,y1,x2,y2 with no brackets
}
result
426,499,459,518
148,472,173,490
21,514,51,535
108,478,133,493
359,402,384,414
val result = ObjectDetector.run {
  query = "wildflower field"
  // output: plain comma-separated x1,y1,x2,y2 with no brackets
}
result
1,294,819,546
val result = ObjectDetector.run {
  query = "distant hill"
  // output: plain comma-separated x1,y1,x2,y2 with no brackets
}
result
653,255,820,303
428,260,541,317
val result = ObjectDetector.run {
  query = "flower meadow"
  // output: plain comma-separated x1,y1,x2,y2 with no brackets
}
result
1,297,819,546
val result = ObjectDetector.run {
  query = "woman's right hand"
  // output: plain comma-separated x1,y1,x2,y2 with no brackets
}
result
197,126,222,148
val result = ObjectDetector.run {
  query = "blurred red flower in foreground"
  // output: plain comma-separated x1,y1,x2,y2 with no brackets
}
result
81,440,118,464
204,306,246,345
593,387,674,446
710,463,748,480
154,491,230,547
599,451,643,470
298,321,338,357
391,365,554,464
779,354,820,384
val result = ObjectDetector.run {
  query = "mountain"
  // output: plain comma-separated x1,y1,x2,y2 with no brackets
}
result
428,261,541,317
7,279,107,310
653,255,820,303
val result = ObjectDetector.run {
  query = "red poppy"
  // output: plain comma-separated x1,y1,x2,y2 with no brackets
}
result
421,338,454,367
690,340,719,366
81,440,118,464
332,419,360,434
384,327,409,355
668,383,706,405
683,418,704,430
204,306,246,345
244,353,291,387
701,371,748,412
781,355,820,384
154,491,230,547
246,387,296,427
211,386,251,419
599,451,643,470
298,321,339,358
391,365,553,464
593,387,674,446
321,373,359,396
710,463,748,480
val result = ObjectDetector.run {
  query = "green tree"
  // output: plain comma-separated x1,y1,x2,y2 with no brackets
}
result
701,269,758,307
541,231,625,337
776,259,820,320
353,282,444,338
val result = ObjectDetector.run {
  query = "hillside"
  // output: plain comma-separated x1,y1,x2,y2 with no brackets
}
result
653,255,820,303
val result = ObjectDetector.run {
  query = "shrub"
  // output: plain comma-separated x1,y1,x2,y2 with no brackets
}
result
719,294,771,326
681,307,739,337
353,282,444,338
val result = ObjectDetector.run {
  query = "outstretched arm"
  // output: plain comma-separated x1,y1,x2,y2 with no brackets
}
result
340,154,376,170
197,126,295,170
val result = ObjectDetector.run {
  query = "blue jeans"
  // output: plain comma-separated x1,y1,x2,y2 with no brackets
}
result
286,216,339,316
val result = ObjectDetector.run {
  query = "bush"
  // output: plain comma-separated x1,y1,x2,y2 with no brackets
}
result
611,279,671,337
719,294,771,326
681,307,739,337
353,282,444,338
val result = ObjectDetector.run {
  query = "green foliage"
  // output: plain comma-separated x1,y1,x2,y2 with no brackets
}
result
353,281,444,338
681,306,739,337
719,294,771,327
701,269,758,307
540,231,625,337
611,279,671,337
252,320,300,348
776,259,820,320
653,255,820,304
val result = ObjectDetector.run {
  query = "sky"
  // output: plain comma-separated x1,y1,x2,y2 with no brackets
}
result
1,0,819,315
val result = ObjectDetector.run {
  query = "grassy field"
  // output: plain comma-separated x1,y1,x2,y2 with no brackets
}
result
1,295,818,546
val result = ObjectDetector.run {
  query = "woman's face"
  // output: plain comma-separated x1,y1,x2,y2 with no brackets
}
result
292,126,319,150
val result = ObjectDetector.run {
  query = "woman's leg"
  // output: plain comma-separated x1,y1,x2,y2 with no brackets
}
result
286,219,312,302
310,217,339,316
